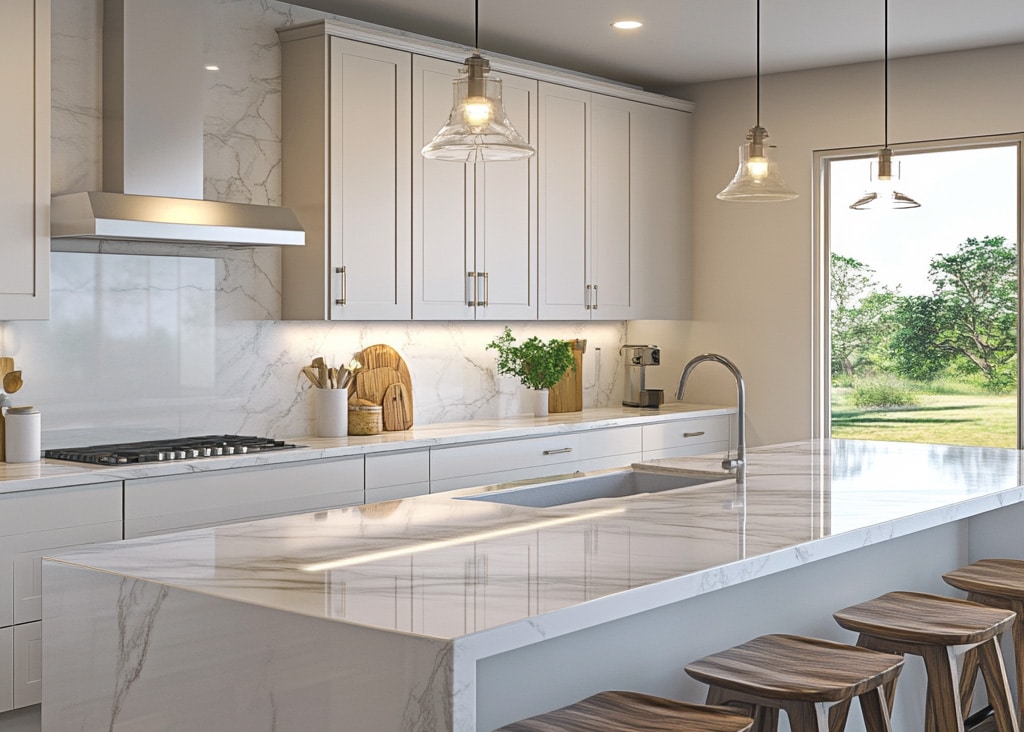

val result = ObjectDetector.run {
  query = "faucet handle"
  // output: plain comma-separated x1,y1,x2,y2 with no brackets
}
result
721,457,744,471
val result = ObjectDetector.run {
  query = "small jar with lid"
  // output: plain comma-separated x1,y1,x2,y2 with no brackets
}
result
348,405,383,436
4,405,41,463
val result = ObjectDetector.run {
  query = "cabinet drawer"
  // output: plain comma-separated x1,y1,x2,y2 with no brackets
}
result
12,621,39,709
124,457,364,538
642,441,730,462
642,416,731,453
366,449,430,503
430,434,582,491
577,426,643,472
0,481,121,536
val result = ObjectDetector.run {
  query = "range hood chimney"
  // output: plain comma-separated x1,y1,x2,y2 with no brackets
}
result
50,0,304,247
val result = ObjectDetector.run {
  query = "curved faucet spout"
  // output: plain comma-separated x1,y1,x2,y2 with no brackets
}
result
676,353,745,472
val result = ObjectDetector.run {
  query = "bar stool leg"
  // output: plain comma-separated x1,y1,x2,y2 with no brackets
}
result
967,591,1024,728
920,644,965,732
858,686,895,732
977,637,1020,732
786,701,829,732
958,648,980,718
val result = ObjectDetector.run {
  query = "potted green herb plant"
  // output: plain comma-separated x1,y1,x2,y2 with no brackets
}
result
486,327,576,417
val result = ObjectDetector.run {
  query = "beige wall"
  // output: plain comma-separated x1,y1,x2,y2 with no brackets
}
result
631,42,1024,446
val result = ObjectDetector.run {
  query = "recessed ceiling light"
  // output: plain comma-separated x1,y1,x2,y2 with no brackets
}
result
611,19,643,30
204,64,220,71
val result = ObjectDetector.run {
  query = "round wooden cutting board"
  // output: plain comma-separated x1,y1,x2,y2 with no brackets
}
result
348,345,413,430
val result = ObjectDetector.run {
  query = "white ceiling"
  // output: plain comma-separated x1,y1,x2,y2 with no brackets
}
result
286,0,1024,91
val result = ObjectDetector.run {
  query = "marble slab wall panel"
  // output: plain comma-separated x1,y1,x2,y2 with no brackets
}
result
42,560,458,731
0,0,628,447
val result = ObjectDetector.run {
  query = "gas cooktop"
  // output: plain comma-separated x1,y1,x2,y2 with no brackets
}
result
44,435,300,465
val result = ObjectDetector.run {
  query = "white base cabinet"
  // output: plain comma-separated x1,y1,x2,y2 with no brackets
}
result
365,449,430,503
124,457,364,538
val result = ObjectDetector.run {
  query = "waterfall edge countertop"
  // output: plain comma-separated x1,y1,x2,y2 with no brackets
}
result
41,438,1024,732
0,403,733,493
46,438,1024,649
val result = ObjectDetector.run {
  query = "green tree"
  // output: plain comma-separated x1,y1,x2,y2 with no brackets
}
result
890,236,1017,390
830,253,897,377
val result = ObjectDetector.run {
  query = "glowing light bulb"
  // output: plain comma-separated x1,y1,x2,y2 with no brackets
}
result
462,97,495,128
746,156,768,180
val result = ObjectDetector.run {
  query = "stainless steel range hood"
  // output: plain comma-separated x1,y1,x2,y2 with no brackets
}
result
50,0,304,247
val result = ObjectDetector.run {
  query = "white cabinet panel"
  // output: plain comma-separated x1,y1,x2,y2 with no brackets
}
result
412,56,537,320
577,425,642,472
0,482,122,629
0,0,48,320
124,457,364,538
12,622,39,709
642,415,732,460
280,33,412,320
590,96,632,318
365,449,429,503
430,434,582,492
0,627,11,714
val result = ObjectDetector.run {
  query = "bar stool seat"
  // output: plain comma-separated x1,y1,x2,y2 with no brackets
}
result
493,690,755,732
684,634,904,732
833,590,1019,732
944,559,1024,726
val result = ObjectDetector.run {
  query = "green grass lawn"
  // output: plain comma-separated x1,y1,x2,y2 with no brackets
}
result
831,389,1017,448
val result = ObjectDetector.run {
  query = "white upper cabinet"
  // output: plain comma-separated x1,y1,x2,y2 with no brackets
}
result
0,0,49,320
538,84,690,321
280,32,412,320
412,55,537,320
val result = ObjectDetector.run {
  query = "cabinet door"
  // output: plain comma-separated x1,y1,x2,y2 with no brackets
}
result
589,95,633,319
631,103,691,319
0,626,11,713
412,55,475,320
329,38,412,319
12,622,40,709
538,83,590,320
0,0,48,320
474,72,537,320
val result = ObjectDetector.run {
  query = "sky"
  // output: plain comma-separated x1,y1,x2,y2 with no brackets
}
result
829,144,1018,296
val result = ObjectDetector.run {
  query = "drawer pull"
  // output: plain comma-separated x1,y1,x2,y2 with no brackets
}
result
683,431,705,438
543,447,573,456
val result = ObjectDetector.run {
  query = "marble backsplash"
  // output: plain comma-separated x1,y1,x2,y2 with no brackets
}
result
1,0,629,447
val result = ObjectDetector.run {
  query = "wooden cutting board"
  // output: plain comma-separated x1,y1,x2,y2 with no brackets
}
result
348,344,413,430
549,339,586,413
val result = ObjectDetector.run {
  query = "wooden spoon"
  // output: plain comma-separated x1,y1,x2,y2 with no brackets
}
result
3,370,23,394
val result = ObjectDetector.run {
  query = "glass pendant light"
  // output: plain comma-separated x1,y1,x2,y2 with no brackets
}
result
717,0,798,202
850,0,920,210
421,0,535,163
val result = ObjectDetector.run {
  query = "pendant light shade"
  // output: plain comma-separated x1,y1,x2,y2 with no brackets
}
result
717,0,797,202
421,54,534,163
850,0,920,210
421,1,535,163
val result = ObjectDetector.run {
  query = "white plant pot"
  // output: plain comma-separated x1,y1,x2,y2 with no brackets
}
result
533,388,550,418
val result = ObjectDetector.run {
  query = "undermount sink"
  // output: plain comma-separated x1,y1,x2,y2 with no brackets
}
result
457,469,729,508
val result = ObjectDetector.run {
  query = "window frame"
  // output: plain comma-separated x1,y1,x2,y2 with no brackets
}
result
812,134,1024,446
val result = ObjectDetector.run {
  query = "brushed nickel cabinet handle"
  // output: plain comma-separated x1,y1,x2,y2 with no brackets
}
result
467,271,478,306
592,284,598,309
334,266,347,306
585,283,592,310
480,271,489,307
543,447,573,455
683,431,705,438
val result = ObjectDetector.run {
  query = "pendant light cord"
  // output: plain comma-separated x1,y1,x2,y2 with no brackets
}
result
474,0,480,53
883,0,888,147
755,0,760,127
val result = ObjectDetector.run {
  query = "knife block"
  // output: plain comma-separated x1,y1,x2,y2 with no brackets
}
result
549,340,586,414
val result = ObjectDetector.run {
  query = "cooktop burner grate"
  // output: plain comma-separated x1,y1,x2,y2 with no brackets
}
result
43,434,300,465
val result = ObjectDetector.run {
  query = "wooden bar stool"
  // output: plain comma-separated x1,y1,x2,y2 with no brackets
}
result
684,634,904,732
944,558,1024,725
833,590,1019,732
493,690,755,732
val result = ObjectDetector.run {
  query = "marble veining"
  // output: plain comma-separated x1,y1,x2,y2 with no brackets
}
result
47,439,1024,649
112,579,169,728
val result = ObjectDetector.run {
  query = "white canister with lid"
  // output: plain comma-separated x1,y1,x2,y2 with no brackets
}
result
4,406,40,463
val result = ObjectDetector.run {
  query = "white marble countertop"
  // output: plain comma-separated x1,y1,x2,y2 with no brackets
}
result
49,438,1024,656
0,403,732,494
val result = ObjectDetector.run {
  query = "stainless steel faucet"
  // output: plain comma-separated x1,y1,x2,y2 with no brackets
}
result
676,353,745,472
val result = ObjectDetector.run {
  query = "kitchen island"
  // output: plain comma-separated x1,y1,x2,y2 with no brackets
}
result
42,439,1024,731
